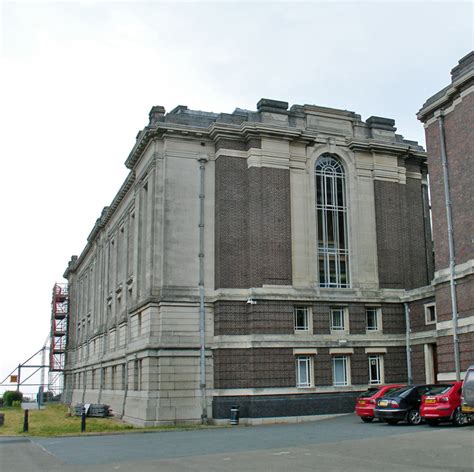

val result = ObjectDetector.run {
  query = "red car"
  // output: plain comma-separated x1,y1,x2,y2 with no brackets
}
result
355,384,405,422
421,381,464,426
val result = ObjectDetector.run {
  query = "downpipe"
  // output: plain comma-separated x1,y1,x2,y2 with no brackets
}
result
198,155,208,424
438,115,461,381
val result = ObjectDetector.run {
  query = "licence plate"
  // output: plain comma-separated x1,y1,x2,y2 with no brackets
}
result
462,405,474,413
425,398,436,404
379,400,388,407
359,400,366,405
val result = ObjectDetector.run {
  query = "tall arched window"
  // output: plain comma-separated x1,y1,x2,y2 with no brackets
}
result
315,155,349,288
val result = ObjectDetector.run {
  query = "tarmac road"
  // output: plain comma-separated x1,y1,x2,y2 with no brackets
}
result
1,414,473,472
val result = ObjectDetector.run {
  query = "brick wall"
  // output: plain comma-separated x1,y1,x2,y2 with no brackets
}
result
214,301,294,336
374,179,431,289
435,274,474,323
411,344,426,384
409,297,436,333
214,348,295,389
381,304,406,334
215,155,292,288
384,346,408,383
437,332,474,374
215,156,249,288
248,167,292,286
349,304,366,334
314,347,331,386
351,347,369,384
312,303,331,334
215,301,406,335
424,93,474,271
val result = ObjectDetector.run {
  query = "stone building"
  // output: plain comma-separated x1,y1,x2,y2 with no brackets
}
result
417,51,474,382
63,96,435,425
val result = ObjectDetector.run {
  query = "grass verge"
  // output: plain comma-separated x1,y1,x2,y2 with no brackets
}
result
0,403,215,437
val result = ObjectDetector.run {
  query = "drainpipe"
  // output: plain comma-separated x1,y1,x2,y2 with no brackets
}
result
404,302,413,385
438,115,461,382
198,155,208,424
121,361,129,419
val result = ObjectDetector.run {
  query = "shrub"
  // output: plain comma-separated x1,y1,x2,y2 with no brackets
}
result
3,390,23,407
12,400,22,408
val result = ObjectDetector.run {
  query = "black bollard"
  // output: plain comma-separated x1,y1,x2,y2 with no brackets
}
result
81,407,86,432
230,405,239,425
23,409,29,433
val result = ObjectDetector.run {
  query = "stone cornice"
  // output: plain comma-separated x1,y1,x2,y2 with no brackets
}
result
417,69,474,122
65,171,136,277
346,138,426,160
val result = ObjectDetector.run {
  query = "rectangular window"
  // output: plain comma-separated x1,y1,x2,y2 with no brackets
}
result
366,308,378,331
296,356,312,387
137,313,142,336
111,365,117,390
294,307,309,331
134,359,142,390
121,364,127,390
332,356,348,386
331,308,345,330
368,355,382,385
424,303,436,324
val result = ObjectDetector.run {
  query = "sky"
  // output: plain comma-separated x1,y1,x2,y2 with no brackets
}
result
0,0,472,396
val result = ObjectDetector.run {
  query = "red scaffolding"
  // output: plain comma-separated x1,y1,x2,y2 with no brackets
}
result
50,283,68,373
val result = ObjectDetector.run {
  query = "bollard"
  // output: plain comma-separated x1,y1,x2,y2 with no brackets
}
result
230,405,239,425
0,413,5,427
81,407,86,432
23,409,29,433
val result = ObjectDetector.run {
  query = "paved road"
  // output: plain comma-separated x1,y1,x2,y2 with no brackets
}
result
1,414,473,471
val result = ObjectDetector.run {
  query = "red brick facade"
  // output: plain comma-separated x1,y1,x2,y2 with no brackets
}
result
418,51,474,380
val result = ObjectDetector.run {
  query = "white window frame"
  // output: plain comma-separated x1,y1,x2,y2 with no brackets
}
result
330,307,348,332
294,306,312,333
424,303,436,325
296,356,313,388
332,355,350,386
368,354,384,385
365,307,382,332
315,155,350,288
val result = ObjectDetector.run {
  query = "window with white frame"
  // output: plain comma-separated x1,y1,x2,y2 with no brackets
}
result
294,306,310,332
424,303,436,324
332,355,349,386
316,155,350,288
331,307,345,331
296,356,312,387
366,308,379,331
368,355,383,385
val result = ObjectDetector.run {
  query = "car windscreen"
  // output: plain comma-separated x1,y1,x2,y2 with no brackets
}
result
358,388,379,398
426,384,453,395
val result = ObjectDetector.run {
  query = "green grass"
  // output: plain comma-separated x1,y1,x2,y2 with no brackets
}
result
0,403,217,437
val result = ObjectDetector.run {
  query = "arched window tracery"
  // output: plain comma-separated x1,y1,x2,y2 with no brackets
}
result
315,155,350,288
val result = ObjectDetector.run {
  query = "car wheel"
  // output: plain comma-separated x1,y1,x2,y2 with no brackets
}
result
361,417,373,423
386,419,398,425
452,407,465,427
426,419,439,426
407,408,422,425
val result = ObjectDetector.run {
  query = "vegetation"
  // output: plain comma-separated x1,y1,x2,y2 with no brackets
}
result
0,403,218,437
2,390,23,407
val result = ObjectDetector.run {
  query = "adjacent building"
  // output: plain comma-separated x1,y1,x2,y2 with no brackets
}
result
417,51,474,382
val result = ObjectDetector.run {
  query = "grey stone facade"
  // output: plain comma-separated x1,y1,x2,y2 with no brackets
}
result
63,95,437,425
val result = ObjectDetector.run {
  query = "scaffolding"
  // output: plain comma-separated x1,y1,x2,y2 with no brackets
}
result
49,283,68,395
